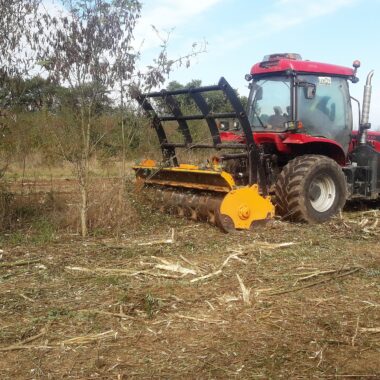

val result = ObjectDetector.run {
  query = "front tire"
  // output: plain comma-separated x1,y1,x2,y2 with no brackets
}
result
275,155,347,223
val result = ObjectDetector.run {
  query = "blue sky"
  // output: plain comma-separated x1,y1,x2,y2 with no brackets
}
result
136,0,380,128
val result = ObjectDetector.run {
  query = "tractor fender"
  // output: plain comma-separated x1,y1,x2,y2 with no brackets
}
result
282,135,347,166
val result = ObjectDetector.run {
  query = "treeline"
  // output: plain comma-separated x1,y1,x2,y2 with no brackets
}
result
0,75,123,164
0,75,248,164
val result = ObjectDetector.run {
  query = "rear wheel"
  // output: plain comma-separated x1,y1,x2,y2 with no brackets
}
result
275,155,347,223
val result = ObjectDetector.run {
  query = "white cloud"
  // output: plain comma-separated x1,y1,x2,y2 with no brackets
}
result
276,0,355,7
211,0,359,53
139,0,222,29
263,0,357,32
134,0,223,50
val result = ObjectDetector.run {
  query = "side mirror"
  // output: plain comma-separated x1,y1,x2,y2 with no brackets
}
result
304,84,316,99
298,80,316,99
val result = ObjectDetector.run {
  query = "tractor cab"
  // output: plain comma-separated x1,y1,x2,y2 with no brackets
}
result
246,53,356,153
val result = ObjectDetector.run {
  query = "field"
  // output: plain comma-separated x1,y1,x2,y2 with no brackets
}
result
0,176,379,379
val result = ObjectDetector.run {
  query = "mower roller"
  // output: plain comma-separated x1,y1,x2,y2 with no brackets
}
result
133,77,275,232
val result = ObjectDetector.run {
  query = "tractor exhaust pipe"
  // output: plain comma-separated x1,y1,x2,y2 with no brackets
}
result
359,70,374,145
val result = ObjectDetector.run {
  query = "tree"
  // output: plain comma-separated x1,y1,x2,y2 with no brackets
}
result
34,0,141,237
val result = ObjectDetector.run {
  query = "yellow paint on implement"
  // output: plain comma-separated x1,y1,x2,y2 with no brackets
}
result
133,162,236,193
133,160,275,231
219,184,275,230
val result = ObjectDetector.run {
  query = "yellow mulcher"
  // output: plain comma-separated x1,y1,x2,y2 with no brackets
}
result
133,77,274,232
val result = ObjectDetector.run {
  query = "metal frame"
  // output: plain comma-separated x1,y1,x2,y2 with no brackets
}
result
134,77,267,194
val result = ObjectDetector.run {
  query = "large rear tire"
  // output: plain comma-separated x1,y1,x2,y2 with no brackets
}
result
275,155,347,223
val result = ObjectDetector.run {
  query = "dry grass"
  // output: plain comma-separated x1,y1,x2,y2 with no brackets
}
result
86,179,139,236
0,194,379,378
0,172,139,239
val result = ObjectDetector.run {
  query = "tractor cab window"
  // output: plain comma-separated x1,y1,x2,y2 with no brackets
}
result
248,77,291,131
297,75,352,151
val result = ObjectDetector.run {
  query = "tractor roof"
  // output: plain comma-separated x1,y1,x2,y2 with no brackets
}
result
251,55,354,78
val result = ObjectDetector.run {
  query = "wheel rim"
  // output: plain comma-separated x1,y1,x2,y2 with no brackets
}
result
308,175,336,213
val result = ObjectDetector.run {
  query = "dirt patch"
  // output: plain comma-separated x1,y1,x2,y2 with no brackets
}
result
0,208,379,379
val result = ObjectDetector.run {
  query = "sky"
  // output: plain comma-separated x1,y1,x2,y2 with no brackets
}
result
135,0,380,129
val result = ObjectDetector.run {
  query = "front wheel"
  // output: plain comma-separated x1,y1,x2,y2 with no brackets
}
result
275,155,347,223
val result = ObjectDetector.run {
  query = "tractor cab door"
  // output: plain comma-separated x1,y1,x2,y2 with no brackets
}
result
296,75,352,152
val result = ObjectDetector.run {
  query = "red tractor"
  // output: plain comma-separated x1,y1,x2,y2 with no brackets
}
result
134,53,379,231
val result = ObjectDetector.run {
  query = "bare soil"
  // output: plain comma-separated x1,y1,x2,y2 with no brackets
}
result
0,185,379,379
